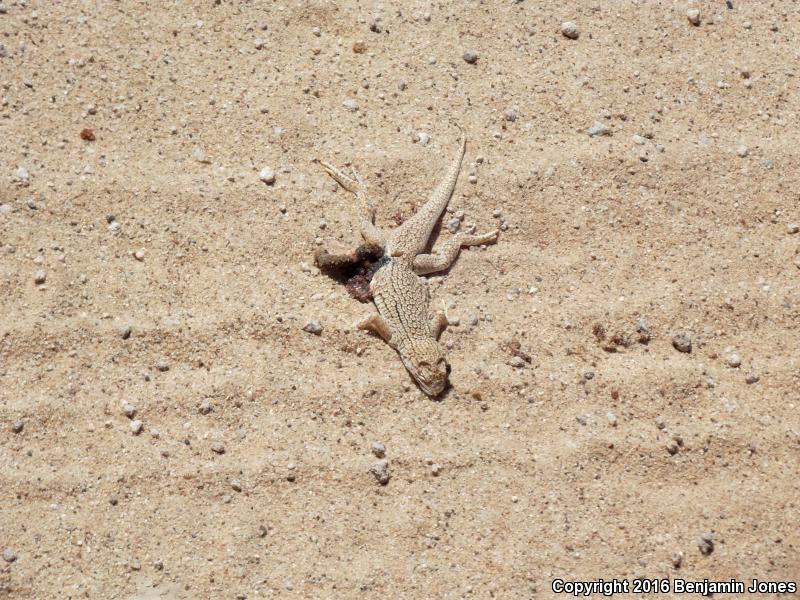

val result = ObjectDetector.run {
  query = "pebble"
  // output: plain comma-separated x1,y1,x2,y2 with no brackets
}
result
671,332,692,353
698,532,714,555
342,98,359,112
254,38,265,49
134,249,145,261
122,402,136,418
231,480,243,492
156,360,170,372
130,420,143,435
726,353,741,368
745,373,759,384
3,548,16,563
119,325,132,339
370,459,390,485
560,21,579,39
210,441,225,454
462,49,479,64
787,224,799,234
0,43,6,58
686,8,701,26
371,441,386,458
587,122,610,137
606,412,618,427
736,145,749,157
199,399,213,415
417,132,430,146
34,270,47,285
15,167,29,185
510,356,527,368
446,217,461,233
505,109,517,122
109,494,118,506
431,463,442,476
302,320,323,335
192,146,209,163
671,552,684,568
636,319,652,344
259,167,276,185
11,419,24,433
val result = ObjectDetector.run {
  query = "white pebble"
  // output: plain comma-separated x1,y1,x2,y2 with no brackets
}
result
259,167,276,184
736,145,749,157
130,420,143,435
560,21,579,39
34,270,47,285
192,146,209,163
686,8,701,26
342,98,359,112
587,122,610,137
726,354,741,368
134,249,145,261
371,441,386,458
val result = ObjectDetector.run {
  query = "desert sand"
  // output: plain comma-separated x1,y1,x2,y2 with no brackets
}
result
1,1,799,598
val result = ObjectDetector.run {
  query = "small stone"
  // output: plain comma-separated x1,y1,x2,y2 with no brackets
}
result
672,332,692,353
446,217,461,233
11,419,24,433
231,480,243,492
505,109,517,122
736,145,749,157
302,320,323,335
636,319,652,344
417,132,430,146
606,412,618,427
431,463,442,476
468,174,477,184
130,420,143,435
666,441,679,455
119,325,132,339
698,532,714,555
254,38,265,49
587,122,610,137
510,356,526,368
153,560,164,571
352,41,367,53
192,146,209,163
726,353,741,368
745,373,759,384
462,49,479,64
211,441,225,454
787,224,799,234
134,249,145,261
34,270,47,285
259,167,276,185
156,360,170,372
15,167,30,185
342,98,359,112
671,552,683,568
583,370,595,381
3,548,16,563
122,403,137,418
199,399,213,415
560,21,579,39
109,494,119,506
371,441,386,458
576,415,588,426
686,8,701,26
370,459,390,484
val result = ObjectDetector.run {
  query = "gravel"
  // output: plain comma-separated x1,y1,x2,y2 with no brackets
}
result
686,8,701,26
3,548,16,563
199,399,213,415
156,359,170,372
342,98,359,112
672,332,692,353
560,21,579,39
11,419,24,433
119,325,132,339
736,145,749,157
371,441,386,458
698,532,714,555
259,167,276,184
34,270,47,285
231,480,243,492
726,353,741,368
122,402,137,418
370,459,390,485
787,224,799,234
462,49,479,64
745,373,759,384
130,419,143,435
302,320,323,335
587,122,610,137
211,441,226,454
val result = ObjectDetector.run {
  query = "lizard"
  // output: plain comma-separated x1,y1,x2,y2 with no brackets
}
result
319,127,498,396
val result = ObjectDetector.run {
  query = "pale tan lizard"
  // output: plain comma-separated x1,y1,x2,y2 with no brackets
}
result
320,128,497,396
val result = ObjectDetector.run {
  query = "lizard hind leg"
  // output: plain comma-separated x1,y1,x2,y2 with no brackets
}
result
412,229,499,275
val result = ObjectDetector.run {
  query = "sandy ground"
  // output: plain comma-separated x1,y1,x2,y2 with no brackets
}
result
2,1,799,598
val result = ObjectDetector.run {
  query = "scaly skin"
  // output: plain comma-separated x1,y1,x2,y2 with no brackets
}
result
320,128,498,396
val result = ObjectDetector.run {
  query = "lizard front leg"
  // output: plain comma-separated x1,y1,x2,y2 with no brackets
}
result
358,313,392,343
429,310,449,340
320,161,386,247
412,230,498,275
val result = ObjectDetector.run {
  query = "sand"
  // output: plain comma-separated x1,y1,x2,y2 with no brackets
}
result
1,1,799,598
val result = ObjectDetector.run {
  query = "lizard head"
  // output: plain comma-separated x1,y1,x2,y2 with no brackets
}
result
399,339,449,396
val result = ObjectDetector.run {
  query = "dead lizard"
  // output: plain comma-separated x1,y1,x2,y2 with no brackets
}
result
320,127,497,396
